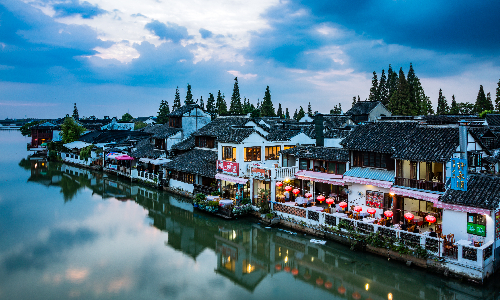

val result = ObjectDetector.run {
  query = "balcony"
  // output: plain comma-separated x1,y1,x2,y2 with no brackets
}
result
246,165,297,181
395,177,445,192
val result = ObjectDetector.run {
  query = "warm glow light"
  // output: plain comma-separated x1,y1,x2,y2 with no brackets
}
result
247,264,254,273
365,283,369,291
388,293,393,300
228,256,231,262
285,177,290,182
389,192,395,196
311,257,314,262
284,256,288,263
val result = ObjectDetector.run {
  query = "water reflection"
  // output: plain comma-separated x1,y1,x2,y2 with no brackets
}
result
5,157,500,299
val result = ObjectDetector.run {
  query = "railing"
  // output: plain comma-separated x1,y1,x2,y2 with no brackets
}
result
395,177,445,192
246,165,298,180
138,171,160,183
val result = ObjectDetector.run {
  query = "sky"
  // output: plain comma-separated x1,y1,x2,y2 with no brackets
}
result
0,0,499,119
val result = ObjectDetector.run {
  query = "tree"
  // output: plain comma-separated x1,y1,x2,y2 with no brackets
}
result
307,102,312,116
436,89,449,115
173,87,181,110
475,85,493,114
388,68,409,115
351,96,357,108
378,69,388,106
229,77,243,115
296,106,306,121
458,102,475,114
449,95,459,114
487,92,493,111
406,63,420,115
72,103,79,120
496,79,500,111
368,71,379,102
20,120,43,136
330,104,342,114
285,108,290,119
276,103,283,118
185,83,194,105
157,100,170,124
60,117,85,143
414,77,430,115
260,86,275,116
386,64,398,102
121,113,133,122
242,97,252,114
134,121,147,130
199,96,205,110
206,93,215,115
216,90,228,115
293,109,298,120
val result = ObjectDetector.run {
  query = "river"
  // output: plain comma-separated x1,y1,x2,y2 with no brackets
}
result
0,130,498,300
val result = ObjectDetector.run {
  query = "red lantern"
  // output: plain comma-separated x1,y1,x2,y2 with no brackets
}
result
425,215,436,224
324,281,333,289
404,212,414,221
305,193,312,198
326,198,334,205
284,266,291,272
354,206,362,212
338,285,346,294
384,210,393,218
275,264,281,271
352,292,361,300
276,182,283,187
316,278,324,286
367,208,376,215
303,273,311,280
291,268,299,276
292,189,300,195
317,195,325,202
285,186,293,192
339,202,348,208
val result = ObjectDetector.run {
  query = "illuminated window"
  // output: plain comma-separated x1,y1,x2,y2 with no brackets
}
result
244,147,261,162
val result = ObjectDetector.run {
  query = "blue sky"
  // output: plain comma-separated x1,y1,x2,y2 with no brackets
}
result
1,0,499,119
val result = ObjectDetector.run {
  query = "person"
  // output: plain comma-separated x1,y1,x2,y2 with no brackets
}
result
413,226,420,234
429,228,437,238
284,190,290,201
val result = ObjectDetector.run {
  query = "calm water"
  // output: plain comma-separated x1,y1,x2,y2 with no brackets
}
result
0,130,499,300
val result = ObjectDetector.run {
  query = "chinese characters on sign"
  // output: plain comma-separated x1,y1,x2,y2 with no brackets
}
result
251,167,270,179
451,158,467,191
217,160,239,176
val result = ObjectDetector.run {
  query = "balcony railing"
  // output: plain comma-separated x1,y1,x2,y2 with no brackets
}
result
246,165,298,180
395,177,445,192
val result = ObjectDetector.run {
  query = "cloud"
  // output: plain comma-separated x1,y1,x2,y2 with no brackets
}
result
52,0,107,19
145,20,191,43
199,28,213,39
227,70,257,80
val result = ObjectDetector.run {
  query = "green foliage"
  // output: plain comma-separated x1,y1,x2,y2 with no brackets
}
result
60,117,85,143
449,95,459,114
121,113,133,122
475,85,493,113
72,103,79,120
479,110,494,118
241,197,251,205
79,144,94,160
157,100,170,124
436,88,449,115
194,193,206,203
414,245,429,259
229,77,243,115
173,86,181,110
388,67,410,115
260,86,275,116
216,90,228,115
496,79,500,111
185,83,194,105
330,104,342,114
206,93,216,116
19,120,43,136
368,71,379,102
134,121,147,130
378,69,388,106
199,96,204,110
285,108,290,119
307,102,312,116
295,106,306,121
276,103,283,118
257,188,270,214
250,108,261,118
457,102,475,114
211,190,221,196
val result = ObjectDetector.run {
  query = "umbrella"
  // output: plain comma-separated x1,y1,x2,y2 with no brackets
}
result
116,155,134,160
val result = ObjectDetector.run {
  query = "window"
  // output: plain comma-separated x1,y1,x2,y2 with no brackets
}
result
327,162,336,174
468,151,482,168
169,117,182,128
222,146,236,162
353,151,392,170
196,136,215,148
244,147,261,162
283,145,295,150
265,146,280,160
337,163,346,175
299,158,308,170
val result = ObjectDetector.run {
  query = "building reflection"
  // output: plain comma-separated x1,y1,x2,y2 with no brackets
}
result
22,158,500,299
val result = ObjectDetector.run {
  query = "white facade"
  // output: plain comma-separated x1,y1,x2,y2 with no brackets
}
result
180,107,211,138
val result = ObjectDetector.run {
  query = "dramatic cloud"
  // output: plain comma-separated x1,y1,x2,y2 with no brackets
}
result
52,0,107,19
199,28,213,39
145,20,191,43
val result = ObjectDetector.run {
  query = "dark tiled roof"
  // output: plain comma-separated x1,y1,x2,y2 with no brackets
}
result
194,117,249,137
266,129,302,141
279,146,349,161
217,127,263,143
345,101,381,115
393,126,459,162
130,139,163,159
171,136,195,151
168,104,201,117
323,115,352,128
152,126,182,139
324,128,352,139
486,114,500,127
423,115,479,125
440,174,500,210
79,130,151,144
165,149,217,177
341,122,418,154
468,127,499,152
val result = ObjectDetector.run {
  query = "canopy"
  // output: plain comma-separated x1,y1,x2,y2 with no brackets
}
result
106,152,126,160
115,155,134,160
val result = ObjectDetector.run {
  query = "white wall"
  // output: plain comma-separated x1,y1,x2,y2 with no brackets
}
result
347,183,389,217
324,138,342,148
442,210,468,241
169,179,194,193
182,108,211,138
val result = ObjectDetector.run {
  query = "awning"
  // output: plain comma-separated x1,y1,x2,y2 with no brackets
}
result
150,158,170,165
343,176,393,188
116,155,134,160
215,173,248,184
390,187,442,203
106,152,126,160
139,158,152,163
295,170,344,186
434,201,491,215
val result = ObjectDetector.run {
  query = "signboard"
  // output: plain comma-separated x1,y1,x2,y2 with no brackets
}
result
217,160,239,176
467,223,486,237
251,167,270,179
450,158,467,191
109,164,117,170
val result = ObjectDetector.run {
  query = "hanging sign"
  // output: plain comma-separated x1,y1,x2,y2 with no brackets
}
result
217,160,239,176
450,158,467,191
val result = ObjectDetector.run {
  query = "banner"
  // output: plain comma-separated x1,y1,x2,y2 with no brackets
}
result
450,158,467,191
217,160,239,176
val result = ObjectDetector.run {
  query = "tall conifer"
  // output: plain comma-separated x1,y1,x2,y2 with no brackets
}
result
229,77,243,115
436,89,449,115
185,84,194,105
378,69,388,106
260,86,275,116
368,71,379,102
216,90,227,115
496,79,500,111
173,87,181,110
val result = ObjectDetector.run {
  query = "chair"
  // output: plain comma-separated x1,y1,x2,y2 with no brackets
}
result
435,224,442,235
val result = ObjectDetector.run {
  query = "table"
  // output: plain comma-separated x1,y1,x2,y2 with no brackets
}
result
307,206,324,212
413,216,423,226
331,213,347,218
456,239,472,246
295,197,313,205
219,199,233,207
207,196,220,201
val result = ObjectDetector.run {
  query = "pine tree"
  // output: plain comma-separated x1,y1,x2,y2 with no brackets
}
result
378,69,388,106
157,100,170,124
185,84,194,105
486,92,493,111
293,109,298,120
307,102,312,116
413,77,429,115
72,103,79,120
421,95,434,115
386,64,398,102
206,93,215,115
199,96,205,110
357,95,361,102
229,77,243,114
277,103,283,118
406,63,419,115
260,86,275,116
173,87,181,110
368,71,379,102
436,89,449,115
296,106,306,121
496,79,500,111
285,108,290,119
458,102,475,114
351,96,357,108
449,95,459,114
216,90,227,115
474,85,492,114
243,97,252,114
388,68,409,115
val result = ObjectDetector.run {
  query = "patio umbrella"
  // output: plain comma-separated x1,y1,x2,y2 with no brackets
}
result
116,155,134,160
